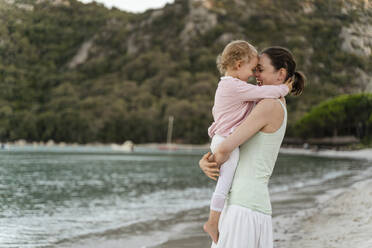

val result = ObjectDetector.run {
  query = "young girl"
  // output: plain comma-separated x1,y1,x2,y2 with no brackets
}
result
204,40,291,243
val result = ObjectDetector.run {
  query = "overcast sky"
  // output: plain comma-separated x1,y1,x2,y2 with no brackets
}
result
77,0,175,13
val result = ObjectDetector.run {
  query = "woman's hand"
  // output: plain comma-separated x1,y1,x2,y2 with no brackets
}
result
199,152,220,181
213,149,230,166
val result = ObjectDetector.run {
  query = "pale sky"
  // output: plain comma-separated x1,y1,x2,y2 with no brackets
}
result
78,0,175,13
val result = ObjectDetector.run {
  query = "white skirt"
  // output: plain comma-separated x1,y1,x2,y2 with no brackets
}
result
211,205,273,248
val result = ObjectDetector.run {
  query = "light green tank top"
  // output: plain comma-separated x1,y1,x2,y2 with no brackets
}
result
227,99,287,215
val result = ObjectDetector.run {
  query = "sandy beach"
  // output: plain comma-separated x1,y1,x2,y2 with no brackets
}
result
265,148,372,248
161,177,372,248
157,148,372,248
274,178,372,248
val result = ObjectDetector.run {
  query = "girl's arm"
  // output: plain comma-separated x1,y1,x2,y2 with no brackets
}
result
213,99,275,165
235,78,292,102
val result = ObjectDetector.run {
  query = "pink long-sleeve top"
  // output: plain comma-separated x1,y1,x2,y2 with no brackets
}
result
208,76,289,138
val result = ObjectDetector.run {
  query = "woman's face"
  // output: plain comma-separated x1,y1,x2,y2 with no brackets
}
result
254,53,282,86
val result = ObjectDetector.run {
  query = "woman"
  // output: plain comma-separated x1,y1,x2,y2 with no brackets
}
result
199,46,305,248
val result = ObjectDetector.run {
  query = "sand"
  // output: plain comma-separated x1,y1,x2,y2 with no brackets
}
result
157,148,372,247
274,179,372,248
161,179,372,248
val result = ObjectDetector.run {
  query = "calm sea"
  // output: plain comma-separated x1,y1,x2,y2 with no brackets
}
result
0,145,371,248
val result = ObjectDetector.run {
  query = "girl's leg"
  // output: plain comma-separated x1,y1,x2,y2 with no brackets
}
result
204,135,240,243
210,146,239,211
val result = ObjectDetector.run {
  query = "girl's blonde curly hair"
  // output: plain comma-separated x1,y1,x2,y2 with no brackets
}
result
217,40,257,75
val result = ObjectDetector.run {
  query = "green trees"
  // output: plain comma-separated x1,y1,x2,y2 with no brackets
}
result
295,94,372,143
0,0,371,144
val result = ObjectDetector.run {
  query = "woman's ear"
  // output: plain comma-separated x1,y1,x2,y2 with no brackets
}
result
278,68,287,83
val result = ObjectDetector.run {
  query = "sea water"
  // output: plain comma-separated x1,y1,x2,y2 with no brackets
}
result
0,145,371,247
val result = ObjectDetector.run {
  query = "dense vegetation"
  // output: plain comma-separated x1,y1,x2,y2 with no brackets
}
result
295,93,372,144
0,0,371,144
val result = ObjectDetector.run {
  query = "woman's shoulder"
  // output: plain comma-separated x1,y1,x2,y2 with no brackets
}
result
256,99,286,132
255,99,285,117
256,98,285,108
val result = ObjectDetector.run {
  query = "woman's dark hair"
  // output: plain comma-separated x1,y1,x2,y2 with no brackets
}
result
261,46,305,96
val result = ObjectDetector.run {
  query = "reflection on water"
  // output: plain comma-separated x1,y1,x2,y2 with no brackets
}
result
0,146,371,247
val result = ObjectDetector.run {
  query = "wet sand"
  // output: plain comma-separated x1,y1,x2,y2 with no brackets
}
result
157,178,372,248
274,178,372,248
154,235,211,248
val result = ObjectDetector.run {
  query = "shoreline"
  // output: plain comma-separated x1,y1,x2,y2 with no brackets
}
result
2,141,372,160
280,147,372,161
154,177,372,248
273,178,372,248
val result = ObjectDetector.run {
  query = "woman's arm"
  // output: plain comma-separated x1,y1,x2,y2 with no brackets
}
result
199,99,279,179
213,99,275,165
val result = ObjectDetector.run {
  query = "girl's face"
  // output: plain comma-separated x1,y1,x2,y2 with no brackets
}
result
236,56,258,82
255,53,283,86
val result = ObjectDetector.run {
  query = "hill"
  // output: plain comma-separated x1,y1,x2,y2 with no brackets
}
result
0,0,371,143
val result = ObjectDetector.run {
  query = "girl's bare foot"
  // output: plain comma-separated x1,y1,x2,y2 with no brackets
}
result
203,221,219,244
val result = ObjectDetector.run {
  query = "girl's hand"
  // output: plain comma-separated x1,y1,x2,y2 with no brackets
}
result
199,152,220,181
285,77,294,92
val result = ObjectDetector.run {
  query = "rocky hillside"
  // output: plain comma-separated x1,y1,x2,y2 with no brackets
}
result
0,0,371,143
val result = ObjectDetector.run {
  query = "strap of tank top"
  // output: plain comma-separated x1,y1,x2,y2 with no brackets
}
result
276,99,287,116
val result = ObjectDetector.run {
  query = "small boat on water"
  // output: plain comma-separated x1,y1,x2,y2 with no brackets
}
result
111,140,134,152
